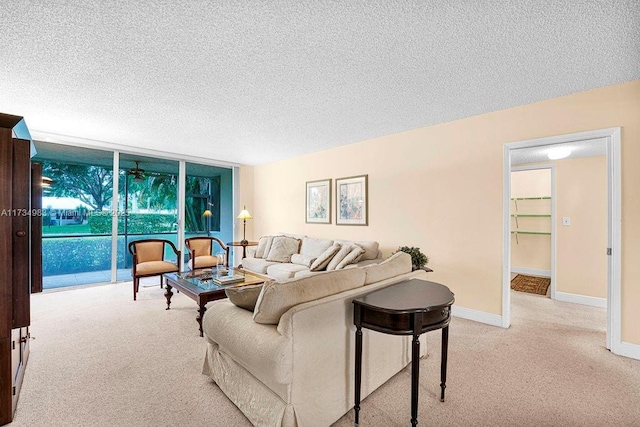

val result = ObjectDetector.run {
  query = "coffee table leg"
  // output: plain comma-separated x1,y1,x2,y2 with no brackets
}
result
164,283,173,310
354,326,362,424
196,303,206,337
440,325,449,402
411,334,420,426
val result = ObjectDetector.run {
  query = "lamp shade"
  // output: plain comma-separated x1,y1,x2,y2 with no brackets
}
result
203,210,213,217
237,209,252,220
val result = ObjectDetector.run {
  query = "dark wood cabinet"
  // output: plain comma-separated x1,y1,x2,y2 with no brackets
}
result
0,113,35,425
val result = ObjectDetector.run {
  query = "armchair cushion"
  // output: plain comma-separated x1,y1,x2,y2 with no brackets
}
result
135,242,165,263
136,260,179,276
188,238,212,256
193,255,218,269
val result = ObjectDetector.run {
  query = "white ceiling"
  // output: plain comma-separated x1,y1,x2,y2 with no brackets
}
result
1,1,638,165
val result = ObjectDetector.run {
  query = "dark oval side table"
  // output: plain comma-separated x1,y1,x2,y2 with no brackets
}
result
353,279,454,426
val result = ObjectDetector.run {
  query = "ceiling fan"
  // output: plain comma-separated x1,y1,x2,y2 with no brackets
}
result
128,161,145,182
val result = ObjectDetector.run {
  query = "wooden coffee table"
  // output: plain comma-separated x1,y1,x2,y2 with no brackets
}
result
163,267,270,336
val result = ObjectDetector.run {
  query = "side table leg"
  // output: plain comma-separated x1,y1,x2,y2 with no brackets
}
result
196,303,206,337
354,326,362,424
440,325,449,402
411,334,420,426
164,284,173,310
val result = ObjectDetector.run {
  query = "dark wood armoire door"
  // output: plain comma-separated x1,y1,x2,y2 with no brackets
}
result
0,113,32,425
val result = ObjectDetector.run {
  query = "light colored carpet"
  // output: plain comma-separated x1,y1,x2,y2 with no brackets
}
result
12,280,640,426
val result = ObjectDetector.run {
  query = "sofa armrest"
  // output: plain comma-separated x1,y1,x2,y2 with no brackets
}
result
246,247,257,258
202,301,293,385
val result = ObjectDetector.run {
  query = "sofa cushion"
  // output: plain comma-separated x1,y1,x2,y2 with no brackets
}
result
363,252,412,285
225,284,264,311
241,257,279,274
255,236,274,259
336,245,365,270
309,243,341,271
290,254,316,268
299,237,334,258
253,268,366,325
266,236,301,263
266,263,310,281
335,239,379,261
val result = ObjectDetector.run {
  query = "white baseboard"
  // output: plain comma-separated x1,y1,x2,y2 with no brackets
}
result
451,305,503,328
511,267,551,277
617,341,640,361
554,291,607,308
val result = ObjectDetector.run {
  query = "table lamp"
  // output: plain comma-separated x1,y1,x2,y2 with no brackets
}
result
237,206,252,245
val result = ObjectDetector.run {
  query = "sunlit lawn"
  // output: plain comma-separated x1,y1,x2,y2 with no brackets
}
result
42,223,92,235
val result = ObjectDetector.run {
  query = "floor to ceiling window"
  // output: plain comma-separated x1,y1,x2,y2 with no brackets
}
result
33,143,115,289
185,162,233,244
117,155,179,277
32,141,235,289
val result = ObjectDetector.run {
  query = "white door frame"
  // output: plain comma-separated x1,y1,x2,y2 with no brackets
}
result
502,128,621,354
510,164,556,299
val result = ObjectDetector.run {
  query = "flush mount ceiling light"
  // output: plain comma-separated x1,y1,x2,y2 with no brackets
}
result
547,147,572,160
128,161,145,182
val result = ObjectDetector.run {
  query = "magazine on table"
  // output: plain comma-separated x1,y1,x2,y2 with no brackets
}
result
213,272,245,286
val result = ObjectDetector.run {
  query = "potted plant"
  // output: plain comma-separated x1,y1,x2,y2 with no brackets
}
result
395,246,429,271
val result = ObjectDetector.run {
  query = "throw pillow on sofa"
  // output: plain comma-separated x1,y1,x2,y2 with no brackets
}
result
255,236,274,259
291,253,317,267
335,245,365,270
225,283,265,311
326,244,363,270
309,243,341,271
253,268,366,324
266,236,301,263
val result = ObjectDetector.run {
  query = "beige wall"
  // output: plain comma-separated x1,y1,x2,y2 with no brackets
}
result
510,169,552,272
246,80,640,345
556,156,607,298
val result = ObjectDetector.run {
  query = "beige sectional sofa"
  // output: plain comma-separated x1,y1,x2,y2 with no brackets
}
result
241,233,383,280
202,252,429,426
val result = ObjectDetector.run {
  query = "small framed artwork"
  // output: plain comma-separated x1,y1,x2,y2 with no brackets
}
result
306,179,332,224
336,175,368,226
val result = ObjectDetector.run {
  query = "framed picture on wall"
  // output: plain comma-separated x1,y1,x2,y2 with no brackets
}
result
336,175,368,226
306,179,332,224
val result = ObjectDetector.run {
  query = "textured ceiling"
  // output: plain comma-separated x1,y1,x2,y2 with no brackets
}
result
511,137,607,165
1,1,638,165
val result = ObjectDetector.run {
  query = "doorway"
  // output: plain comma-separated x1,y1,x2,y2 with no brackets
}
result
510,166,553,298
502,128,621,354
